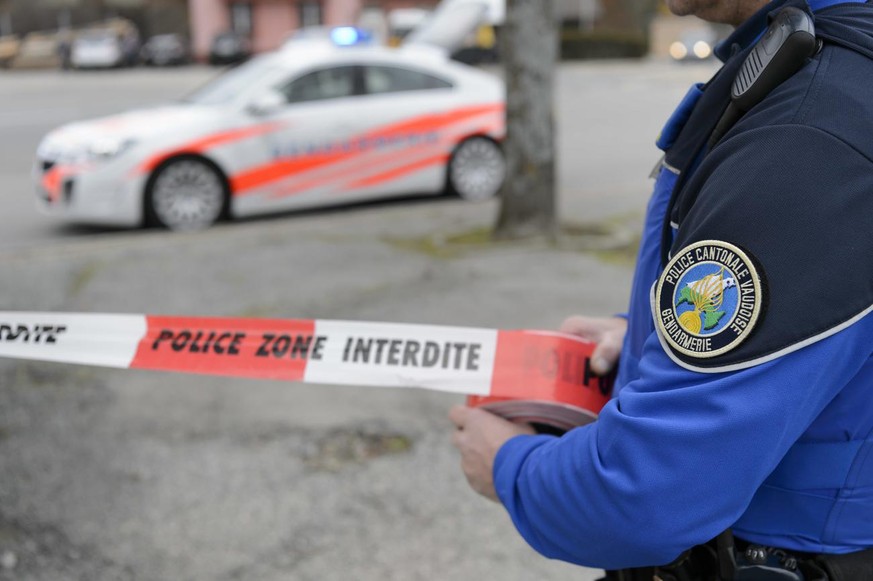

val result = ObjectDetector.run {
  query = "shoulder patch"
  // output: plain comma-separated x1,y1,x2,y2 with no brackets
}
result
655,240,763,359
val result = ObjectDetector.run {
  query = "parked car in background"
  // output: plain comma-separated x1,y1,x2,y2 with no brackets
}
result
404,0,499,63
10,32,59,69
0,34,20,68
387,8,431,46
209,31,251,65
404,0,501,63
449,23,499,65
71,30,126,69
33,41,505,231
141,34,189,66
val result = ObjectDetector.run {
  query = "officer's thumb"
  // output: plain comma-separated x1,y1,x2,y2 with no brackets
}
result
592,340,621,376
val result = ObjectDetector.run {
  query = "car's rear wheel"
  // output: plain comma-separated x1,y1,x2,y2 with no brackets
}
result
146,157,228,230
448,136,505,202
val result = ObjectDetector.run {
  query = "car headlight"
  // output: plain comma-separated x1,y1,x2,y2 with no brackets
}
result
86,137,137,161
37,135,137,165
669,42,688,60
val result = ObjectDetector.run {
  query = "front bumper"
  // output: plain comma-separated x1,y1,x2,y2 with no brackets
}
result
33,157,146,227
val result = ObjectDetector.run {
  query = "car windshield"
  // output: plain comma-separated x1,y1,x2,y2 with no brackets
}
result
183,56,284,106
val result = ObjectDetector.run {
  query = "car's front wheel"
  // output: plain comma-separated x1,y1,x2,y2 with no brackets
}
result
146,156,228,230
448,136,506,202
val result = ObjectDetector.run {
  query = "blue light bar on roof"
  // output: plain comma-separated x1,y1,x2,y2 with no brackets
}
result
330,26,373,46
331,26,361,46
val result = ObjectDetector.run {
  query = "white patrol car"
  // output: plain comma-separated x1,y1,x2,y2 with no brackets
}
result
33,32,505,230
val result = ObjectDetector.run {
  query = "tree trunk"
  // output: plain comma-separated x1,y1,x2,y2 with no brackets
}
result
0,1,11,37
494,0,559,240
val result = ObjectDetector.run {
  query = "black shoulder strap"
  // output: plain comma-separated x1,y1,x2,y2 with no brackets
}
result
816,4,873,60
657,55,747,266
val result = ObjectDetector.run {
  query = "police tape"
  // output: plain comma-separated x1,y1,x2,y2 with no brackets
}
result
0,312,613,430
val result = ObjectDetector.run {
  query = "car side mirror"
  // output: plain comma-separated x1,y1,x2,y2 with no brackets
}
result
246,91,285,116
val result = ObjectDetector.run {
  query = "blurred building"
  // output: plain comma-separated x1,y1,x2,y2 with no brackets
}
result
187,1,442,61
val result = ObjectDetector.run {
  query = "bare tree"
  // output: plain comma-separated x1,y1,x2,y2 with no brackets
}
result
494,0,559,240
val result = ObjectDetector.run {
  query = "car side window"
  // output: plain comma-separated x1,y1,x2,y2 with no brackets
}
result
280,66,358,104
363,65,452,95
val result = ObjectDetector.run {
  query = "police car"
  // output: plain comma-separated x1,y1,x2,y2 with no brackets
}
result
33,26,505,230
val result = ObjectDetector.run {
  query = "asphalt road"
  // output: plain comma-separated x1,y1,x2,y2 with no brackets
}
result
0,59,721,581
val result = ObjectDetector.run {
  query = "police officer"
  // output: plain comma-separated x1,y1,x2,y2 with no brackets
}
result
450,0,873,577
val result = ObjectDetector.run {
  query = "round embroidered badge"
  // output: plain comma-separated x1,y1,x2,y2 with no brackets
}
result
655,240,762,359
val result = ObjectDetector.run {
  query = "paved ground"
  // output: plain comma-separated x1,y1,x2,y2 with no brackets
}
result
0,59,720,580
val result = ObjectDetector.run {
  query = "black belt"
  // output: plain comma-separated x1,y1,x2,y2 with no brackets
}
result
599,533,873,581
810,548,873,581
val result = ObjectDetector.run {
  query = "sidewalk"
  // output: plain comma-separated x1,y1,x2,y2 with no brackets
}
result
0,196,635,580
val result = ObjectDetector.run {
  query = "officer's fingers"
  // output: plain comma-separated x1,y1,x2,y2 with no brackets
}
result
559,316,602,340
448,405,470,430
591,333,623,375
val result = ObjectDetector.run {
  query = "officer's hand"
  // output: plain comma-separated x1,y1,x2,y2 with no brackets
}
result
449,405,535,502
560,315,627,375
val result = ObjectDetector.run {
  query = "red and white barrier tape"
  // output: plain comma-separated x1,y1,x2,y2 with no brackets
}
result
0,313,612,430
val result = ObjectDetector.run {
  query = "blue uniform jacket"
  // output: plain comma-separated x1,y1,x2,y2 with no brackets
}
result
493,0,873,569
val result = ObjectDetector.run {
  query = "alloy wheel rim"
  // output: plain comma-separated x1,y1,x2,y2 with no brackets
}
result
152,160,224,230
451,138,505,201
